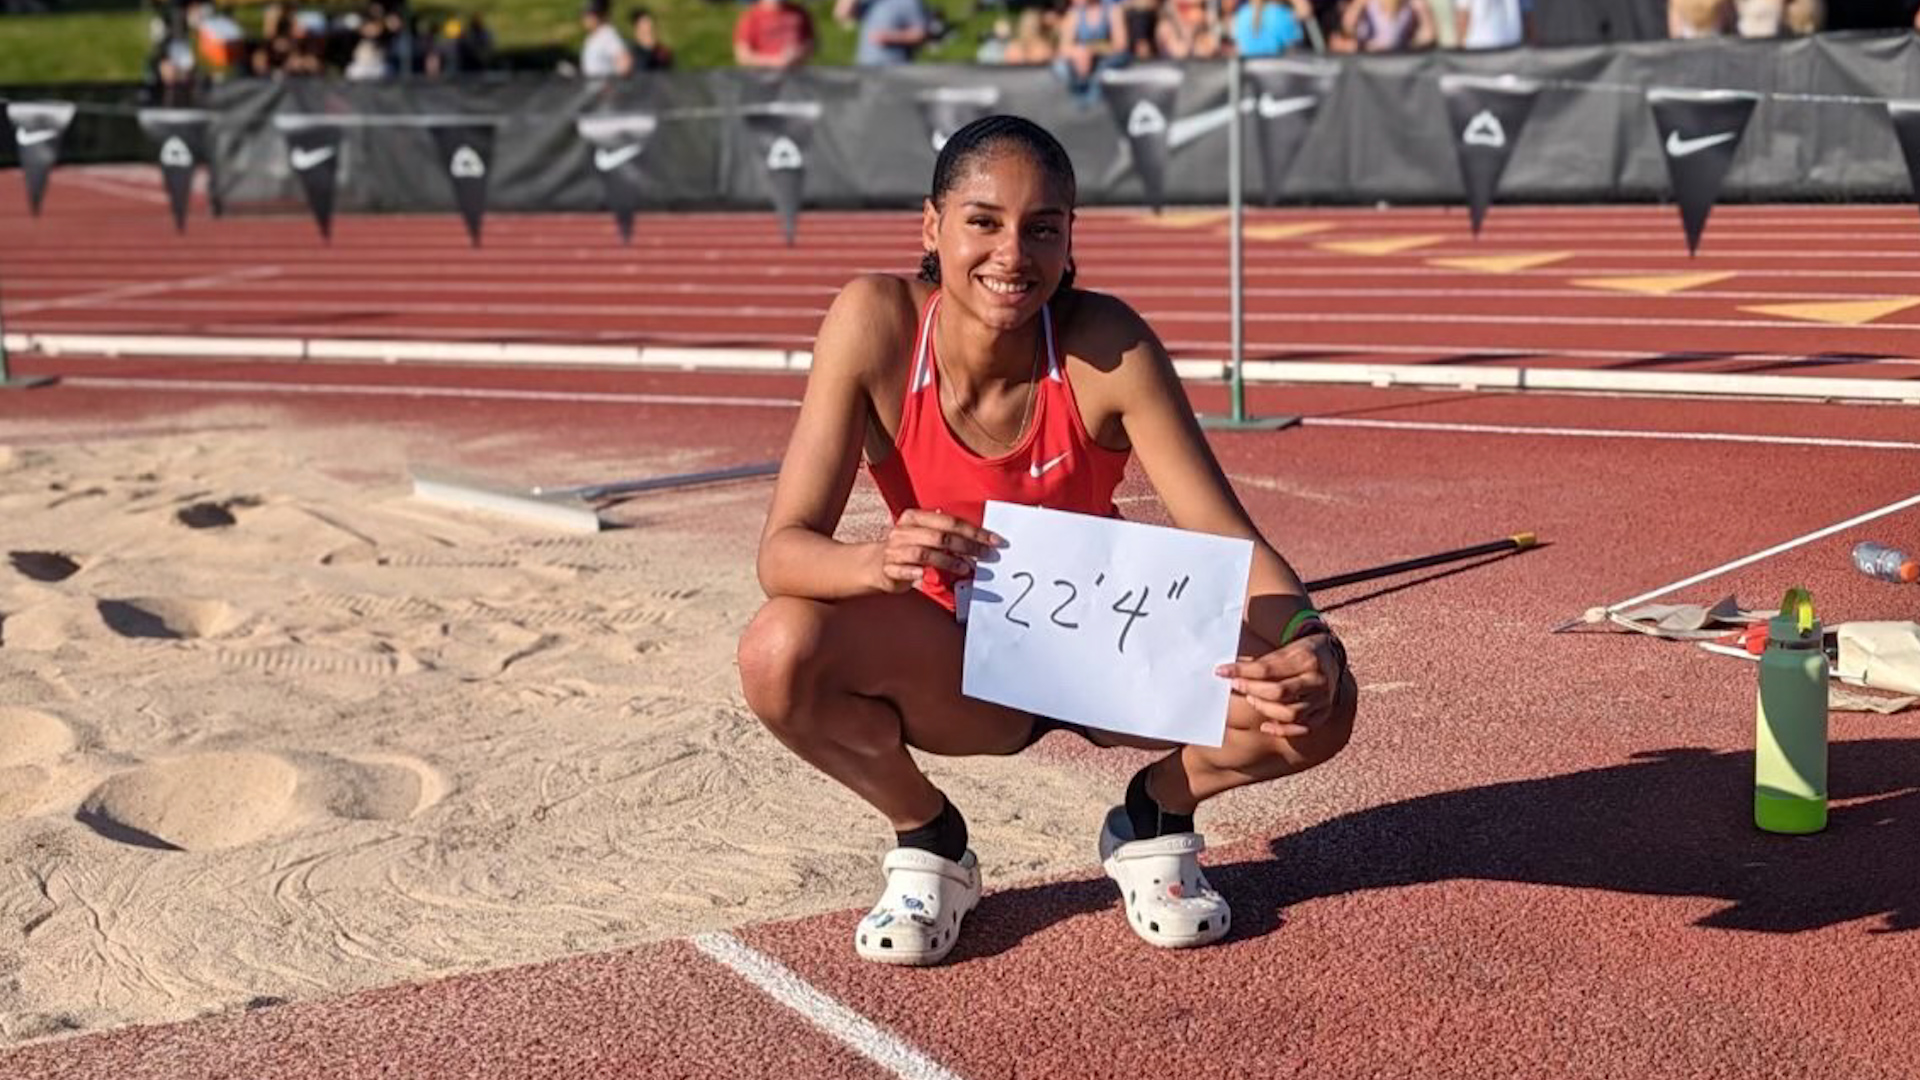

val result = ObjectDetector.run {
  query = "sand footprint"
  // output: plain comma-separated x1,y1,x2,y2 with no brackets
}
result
76,750,447,851
7,550,81,582
97,597,246,640
174,495,262,529
0,707,78,819
289,752,451,823
78,751,302,850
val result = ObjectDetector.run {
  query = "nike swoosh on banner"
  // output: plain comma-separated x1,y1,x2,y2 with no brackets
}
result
1029,451,1071,479
594,144,642,171
1257,94,1316,120
1166,96,1315,150
290,146,336,171
15,128,58,146
1664,130,1737,158
1167,103,1232,150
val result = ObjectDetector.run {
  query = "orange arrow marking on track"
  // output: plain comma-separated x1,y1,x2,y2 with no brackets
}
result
1136,210,1229,228
1426,251,1575,274
1570,272,1735,295
1739,297,1920,325
1316,235,1445,256
1239,222,1339,241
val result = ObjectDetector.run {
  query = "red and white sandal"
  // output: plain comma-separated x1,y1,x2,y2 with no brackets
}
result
1098,807,1231,948
854,847,981,966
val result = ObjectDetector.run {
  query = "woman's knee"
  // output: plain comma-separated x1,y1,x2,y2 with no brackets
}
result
1311,668,1360,766
1220,668,1359,779
736,597,831,729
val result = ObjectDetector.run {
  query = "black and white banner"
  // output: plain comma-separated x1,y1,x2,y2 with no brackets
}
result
7,101,75,218
275,118,345,241
1648,88,1760,256
1440,74,1539,236
916,86,1000,159
429,124,495,247
577,113,657,245
1245,58,1336,207
139,109,218,232
1885,101,1920,217
1100,66,1183,214
743,101,820,247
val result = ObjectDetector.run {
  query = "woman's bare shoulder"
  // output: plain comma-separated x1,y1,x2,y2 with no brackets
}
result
1051,288,1160,376
814,274,930,378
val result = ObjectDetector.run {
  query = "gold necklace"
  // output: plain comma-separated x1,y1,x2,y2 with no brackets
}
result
936,316,1043,451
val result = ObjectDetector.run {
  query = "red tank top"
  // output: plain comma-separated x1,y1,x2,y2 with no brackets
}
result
869,290,1131,612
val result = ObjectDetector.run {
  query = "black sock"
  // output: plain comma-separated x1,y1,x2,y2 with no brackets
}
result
1021,713,1096,750
896,796,968,863
1125,764,1194,840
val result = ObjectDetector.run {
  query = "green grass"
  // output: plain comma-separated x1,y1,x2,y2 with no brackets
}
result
0,0,999,85
0,10,150,84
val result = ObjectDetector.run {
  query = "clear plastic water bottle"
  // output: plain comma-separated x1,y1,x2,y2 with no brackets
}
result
1755,588,1827,835
1852,541,1918,584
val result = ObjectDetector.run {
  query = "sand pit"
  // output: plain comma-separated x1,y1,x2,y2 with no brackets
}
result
0,707,75,768
0,414,1127,1047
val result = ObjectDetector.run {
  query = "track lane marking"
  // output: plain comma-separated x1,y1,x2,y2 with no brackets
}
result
48,377,1920,447
1301,416,1920,451
691,931,965,1080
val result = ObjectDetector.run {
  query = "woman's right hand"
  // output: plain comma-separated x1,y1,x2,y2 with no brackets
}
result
871,509,1001,594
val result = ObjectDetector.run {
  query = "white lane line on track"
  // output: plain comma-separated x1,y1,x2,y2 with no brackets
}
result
24,325,1920,367
58,376,802,408
690,931,965,1080
9,265,283,315
1302,416,1920,451
55,377,1920,443
32,296,1920,336
18,244,1920,265
23,262,1920,285
52,173,176,206
13,276,1901,305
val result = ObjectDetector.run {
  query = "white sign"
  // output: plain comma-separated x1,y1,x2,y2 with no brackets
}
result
959,501,1252,748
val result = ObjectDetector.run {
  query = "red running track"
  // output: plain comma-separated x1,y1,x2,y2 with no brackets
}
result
4,169,1920,384
3,356,1919,1079
4,167,1920,1076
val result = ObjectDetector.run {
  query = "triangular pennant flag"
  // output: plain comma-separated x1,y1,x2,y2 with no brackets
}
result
429,124,495,247
743,101,820,248
276,119,345,242
916,86,999,158
7,101,76,217
1099,66,1182,214
577,112,658,245
1439,74,1540,237
1244,58,1336,207
1885,101,1920,219
138,109,215,234
1647,88,1760,256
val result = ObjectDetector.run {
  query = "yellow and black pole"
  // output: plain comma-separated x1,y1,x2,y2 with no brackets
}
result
1304,533,1539,592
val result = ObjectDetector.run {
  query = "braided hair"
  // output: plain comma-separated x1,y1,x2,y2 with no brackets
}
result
918,115,1077,295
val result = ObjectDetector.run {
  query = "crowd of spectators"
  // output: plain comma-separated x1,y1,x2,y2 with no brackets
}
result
144,0,502,99
129,0,1874,100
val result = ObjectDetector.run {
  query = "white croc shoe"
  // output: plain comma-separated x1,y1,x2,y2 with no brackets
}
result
1099,807,1231,949
854,847,981,966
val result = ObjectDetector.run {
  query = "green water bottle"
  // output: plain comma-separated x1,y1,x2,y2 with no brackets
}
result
1755,587,1828,834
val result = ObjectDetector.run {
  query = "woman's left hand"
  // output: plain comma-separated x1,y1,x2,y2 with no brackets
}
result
1216,632,1346,739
